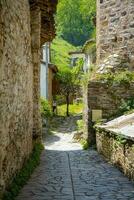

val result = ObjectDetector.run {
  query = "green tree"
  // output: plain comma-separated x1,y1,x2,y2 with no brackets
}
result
57,63,83,116
56,0,96,46
80,0,96,20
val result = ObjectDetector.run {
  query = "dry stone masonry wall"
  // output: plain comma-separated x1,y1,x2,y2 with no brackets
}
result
0,1,33,195
83,81,134,144
88,0,134,178
97,0,134,71
88,81,134,118
96,127,134,181
0,0,57,197
84,0,134,144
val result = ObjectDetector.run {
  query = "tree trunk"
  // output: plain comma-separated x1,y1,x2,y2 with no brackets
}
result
66,94,69,117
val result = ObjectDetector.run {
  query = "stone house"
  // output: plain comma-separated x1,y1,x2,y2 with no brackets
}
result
83,0,134,144
69,41,96,105
69,39,96,73
40,42,58,105
82,39,96,72
97,0,134,71
0,0,57,197
93,0,134,180
69,51,85,68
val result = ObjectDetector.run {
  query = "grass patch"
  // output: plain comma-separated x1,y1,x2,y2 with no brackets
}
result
3,143,44,200
57,103,83,116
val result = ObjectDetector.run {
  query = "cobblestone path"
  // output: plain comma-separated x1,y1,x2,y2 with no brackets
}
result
17,116,134,200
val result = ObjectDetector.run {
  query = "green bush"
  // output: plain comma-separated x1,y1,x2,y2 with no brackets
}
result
97,70,134,85
40,98,52,118
119,98,134,115
108,97,134,120
3,143,44,200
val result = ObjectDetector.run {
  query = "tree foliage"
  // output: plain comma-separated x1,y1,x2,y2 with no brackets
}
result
56,62,83,116
56,0,96,46
80,0,96,20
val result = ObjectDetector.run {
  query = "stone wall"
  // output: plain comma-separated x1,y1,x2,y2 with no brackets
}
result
30,0,57,141
88,81,134,118
84,1,134,142
83,85,89,139
30,6,42,141
0,0,33,195
96,128,134,180
83,81,134,144
0,0,57,196
97,0,134,70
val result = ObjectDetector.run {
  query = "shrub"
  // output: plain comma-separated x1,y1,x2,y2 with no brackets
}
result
3,144,44,200
97,70,134,86
119,98,134,114
40,98,52,118
108,97,134,120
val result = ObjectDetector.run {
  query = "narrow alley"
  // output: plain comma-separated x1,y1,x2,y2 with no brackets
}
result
16,116,134,200
1,1,134,199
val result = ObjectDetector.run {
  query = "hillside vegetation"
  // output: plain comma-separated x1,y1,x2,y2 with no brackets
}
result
51,37,77,70
56,0,96,46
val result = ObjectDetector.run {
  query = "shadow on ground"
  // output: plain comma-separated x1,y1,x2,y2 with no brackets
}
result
16,114,134,200
43,114,82,140
16,148,134,200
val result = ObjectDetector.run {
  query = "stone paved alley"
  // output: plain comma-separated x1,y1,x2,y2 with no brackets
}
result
17,116,134,200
